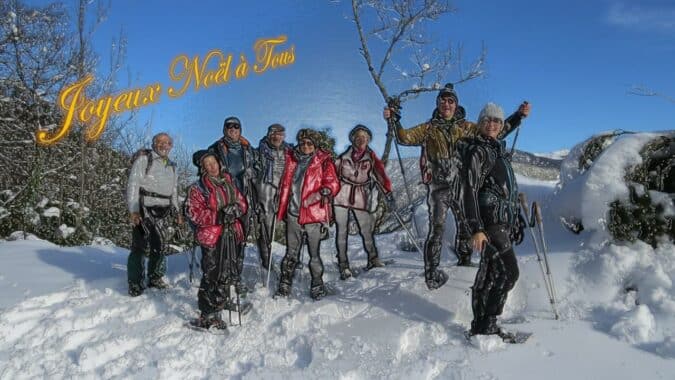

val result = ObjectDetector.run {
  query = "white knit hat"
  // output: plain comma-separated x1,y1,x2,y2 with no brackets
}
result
478,103,504,122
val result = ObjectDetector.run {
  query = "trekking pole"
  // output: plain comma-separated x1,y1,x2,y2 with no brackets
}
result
265,217,277,289
386,98,421,240
390,207,424,254
533,202,559,320
508,101,528,157
372,175,423,253
188,245,196,284
519,193,557,319
236,285,242,326
228,285,233,326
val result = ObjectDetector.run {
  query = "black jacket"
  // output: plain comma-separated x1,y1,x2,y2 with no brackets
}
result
461,134,520,235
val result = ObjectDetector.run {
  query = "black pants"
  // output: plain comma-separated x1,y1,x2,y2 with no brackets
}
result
471,225,519,332
127,217,166,286
198,227,238,315
254,209,273,269
424,183,472,276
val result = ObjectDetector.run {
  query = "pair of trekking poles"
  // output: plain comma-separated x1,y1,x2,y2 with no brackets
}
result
183,230,245,326
518,192,559,320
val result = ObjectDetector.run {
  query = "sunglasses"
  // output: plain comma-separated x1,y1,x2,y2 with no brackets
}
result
298,140,315,147
483,117,503,124
225,124,241,130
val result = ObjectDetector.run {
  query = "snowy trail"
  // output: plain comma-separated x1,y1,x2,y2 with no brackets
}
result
1,178,674,379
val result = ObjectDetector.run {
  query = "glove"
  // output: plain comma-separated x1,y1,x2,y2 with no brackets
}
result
305,189,328,206
511,214,526,245
384,192,396,210
221,204,241,225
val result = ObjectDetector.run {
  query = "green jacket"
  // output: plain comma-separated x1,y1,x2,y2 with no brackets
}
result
395,106,522,184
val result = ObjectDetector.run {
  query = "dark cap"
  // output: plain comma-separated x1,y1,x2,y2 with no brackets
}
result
223,116,241,129
349,124,373,143
192,149,218,168
437,83,458,103
267,123,285,135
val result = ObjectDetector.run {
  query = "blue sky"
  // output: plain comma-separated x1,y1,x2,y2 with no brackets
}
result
30,0,675,156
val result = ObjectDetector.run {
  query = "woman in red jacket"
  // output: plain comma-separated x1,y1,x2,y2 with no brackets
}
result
275,129,340,300
185,150,248,330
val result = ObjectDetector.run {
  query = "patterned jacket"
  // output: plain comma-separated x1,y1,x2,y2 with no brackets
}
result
333,147,392,212
185,173,248,248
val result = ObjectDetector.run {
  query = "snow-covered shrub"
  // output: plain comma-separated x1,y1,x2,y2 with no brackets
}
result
554,131,674,246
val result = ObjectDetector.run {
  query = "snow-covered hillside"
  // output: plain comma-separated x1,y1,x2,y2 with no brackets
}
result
1,174,674,379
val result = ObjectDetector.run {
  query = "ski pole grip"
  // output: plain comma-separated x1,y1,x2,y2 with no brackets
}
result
533,202,543,224
518,192,528,212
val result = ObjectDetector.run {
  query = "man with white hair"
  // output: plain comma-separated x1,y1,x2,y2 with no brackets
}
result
126,132,182,296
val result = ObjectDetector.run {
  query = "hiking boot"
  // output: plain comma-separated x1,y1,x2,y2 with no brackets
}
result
470,316,499,335
275,283,291,298
193,313,227,330
425,269,448,290
148,277,170,289
234,281,249,296
310,284,327,300
339,267,353,280
365,257,385,271
457,256,473,267
128,283,144,297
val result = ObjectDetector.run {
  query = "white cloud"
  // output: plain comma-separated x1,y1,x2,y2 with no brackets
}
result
607,2,675,32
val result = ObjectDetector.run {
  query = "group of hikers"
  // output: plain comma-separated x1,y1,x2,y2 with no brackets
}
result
125,83,532,339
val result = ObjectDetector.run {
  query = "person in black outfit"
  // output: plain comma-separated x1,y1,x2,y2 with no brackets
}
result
461,103,529,337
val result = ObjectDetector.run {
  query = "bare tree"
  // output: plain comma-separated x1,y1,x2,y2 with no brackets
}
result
0,0,155,246
629,85,675,104
350,0,486,162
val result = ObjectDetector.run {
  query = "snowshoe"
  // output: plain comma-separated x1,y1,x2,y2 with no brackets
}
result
365,257,385,271
187,313,228,334
364,258,395,271
148,277,170,289
128,283,144,297
425,269,448,290
339,267,353,280
310,284,327,301
497,329,532,344
464,328,532,344
274,283,291,299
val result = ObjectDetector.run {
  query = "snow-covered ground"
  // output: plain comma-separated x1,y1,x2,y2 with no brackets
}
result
1,175,674,379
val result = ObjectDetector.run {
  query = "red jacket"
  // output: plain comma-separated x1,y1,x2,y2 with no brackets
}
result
186,173,248,248
277,149,340,224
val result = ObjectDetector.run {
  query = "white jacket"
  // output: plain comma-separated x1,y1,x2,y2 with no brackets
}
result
126,151,179,213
